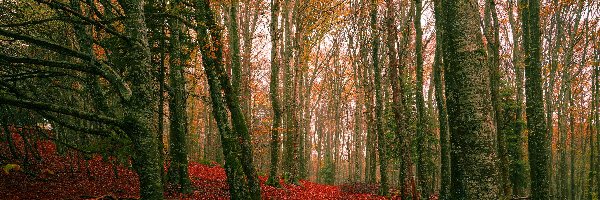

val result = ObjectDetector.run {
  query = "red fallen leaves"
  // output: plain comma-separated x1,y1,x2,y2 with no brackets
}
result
168,163,388,200
1,134,390,199
1,141,140,199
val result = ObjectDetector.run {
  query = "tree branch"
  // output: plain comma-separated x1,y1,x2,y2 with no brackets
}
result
0,54,100,75
0,31,132,101
0,28,91,60
35,0,133,45
0,93,122,127
39,110,116,137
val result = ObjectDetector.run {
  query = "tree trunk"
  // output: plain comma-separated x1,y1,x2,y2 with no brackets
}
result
432,1,450,198
483,0,509,197
119,1,165,199
414,0,430,197
166,3,191,192
267,0,282,187
370,0,387,195
520,0,551,198
507,0,528,197
440,0,500,198
196,1,261,199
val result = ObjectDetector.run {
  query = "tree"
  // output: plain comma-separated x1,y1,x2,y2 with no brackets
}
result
432,0,450,199
370,0,388,195
166,0,191,193
520,0,551,198
413,0,431,196
0,0,164,198
506,0,529,197
266,0,283,187
440,0,500,198
196,0,261,198
483,0,509,197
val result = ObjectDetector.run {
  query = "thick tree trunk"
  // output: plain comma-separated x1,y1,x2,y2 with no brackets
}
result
281,0,300,184
119,1,164,199
143,0,167,183
440,0,500,198
166,5,191,192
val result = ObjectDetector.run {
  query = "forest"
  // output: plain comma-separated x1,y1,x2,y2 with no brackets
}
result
0,0,598,199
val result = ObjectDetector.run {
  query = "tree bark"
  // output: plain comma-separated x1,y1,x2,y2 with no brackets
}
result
520,0,551,198
483,0,509,197
440,0,500,198
414,0,430,197
507,0,528,196
370,0,388,195
432,0,450,198
166,2,191,192
196,1,261,198
266,0,282,187
119,1,165,198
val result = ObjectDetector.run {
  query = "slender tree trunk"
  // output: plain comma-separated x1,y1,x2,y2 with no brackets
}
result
507,0,529,197
432,1,450,198
546,1,563,195
370,0,387,195
414,0,429,197
521,0,551,198
266,0,282,187
568,81,575,200
352,37,363,181
229,0,242,99
365,42,377,184
483,0,509,197
241,0,256,131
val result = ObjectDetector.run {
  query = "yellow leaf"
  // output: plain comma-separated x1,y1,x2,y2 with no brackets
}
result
3,164,21,174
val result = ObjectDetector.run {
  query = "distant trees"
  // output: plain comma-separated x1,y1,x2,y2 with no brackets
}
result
1,0,599,199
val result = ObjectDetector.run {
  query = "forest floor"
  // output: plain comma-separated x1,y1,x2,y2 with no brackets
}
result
0,133,388,199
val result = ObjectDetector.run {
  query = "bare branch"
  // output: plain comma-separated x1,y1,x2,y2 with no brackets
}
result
0,93,122,127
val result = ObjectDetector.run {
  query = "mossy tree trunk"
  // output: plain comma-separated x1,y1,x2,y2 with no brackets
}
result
483,0,510,197
266,0,282,187
440,0,500,198
507,0,529,197
432,0,450,198
196,0,261,199
119,1,165,199
166,0,191,192
520,0,551,198
369,0,388,195
414,0,431,197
